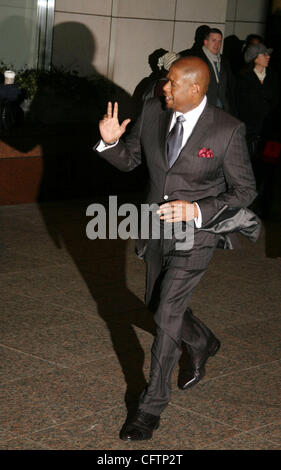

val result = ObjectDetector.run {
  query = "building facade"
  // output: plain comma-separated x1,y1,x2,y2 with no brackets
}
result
0,0,271,94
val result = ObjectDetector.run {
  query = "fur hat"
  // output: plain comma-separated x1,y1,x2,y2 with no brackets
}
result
244,43,273,63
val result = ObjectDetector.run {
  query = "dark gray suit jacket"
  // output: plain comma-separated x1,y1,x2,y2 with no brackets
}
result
96,99,259,337
96,98,258,307
97,98,256,224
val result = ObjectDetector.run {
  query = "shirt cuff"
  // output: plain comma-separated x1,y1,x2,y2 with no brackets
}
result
194,202,202,228
95,139,119,152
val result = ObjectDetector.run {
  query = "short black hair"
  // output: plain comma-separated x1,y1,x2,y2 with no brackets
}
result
205,28,223,40
194,25,211,44
245,34,263,46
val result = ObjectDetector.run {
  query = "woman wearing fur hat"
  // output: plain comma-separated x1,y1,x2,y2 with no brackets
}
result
236,43,280,218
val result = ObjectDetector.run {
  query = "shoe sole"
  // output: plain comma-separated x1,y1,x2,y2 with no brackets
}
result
120,434,153,441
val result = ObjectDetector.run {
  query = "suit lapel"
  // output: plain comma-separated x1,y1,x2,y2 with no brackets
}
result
158,107,173,168
171,104,214,168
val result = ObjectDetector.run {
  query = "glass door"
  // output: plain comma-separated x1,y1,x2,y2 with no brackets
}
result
0,0,54,71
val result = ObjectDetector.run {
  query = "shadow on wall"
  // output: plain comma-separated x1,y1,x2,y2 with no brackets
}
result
1,20,144,201
52,20,98,77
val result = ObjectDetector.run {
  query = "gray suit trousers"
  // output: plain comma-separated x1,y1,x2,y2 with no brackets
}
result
139,229,218,416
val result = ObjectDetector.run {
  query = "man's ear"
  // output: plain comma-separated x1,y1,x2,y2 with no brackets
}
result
192,83,200,95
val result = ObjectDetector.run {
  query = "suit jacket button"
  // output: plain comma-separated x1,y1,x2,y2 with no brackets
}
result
164,195,168,200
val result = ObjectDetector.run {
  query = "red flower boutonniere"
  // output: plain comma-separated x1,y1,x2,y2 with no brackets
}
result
198,147,214,159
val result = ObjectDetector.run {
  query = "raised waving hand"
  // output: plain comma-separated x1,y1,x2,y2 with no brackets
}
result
99,102,131,144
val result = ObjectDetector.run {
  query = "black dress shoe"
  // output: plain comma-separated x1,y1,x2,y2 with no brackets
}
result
178,336,220,390
120,410,160,441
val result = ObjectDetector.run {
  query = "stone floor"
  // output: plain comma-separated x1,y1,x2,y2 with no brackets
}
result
0,197,280,450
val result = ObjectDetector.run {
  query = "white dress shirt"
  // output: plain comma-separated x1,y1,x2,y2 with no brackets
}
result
169,95,207,146
96,96,207,227
168,95,207,227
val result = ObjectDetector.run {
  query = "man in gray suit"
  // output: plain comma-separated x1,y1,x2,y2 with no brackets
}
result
95,57,257,441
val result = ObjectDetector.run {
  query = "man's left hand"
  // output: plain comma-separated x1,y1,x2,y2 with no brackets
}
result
157,200,198,222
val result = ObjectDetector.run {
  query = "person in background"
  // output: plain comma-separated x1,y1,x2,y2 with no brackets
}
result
236,43,280,218
242,34,264,64
132,48,168,117
245,34,264,47
222,34,245,76
133,51,179,116
152,51,180,97
0,70,23,132
194,28,236,115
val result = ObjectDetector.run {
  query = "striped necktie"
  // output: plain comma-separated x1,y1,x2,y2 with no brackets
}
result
167,115,185,168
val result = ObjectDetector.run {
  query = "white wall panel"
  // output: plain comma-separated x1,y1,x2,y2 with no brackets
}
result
172,22,198,53
53,12,111,76
176,0,227,23
236,0,269,22
226,0,237,21
224,21,235,37
55,0,112,16
234,21,266,40
110,18,174,94
112,0,176,20
225,0,268,41
53,0,270,94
